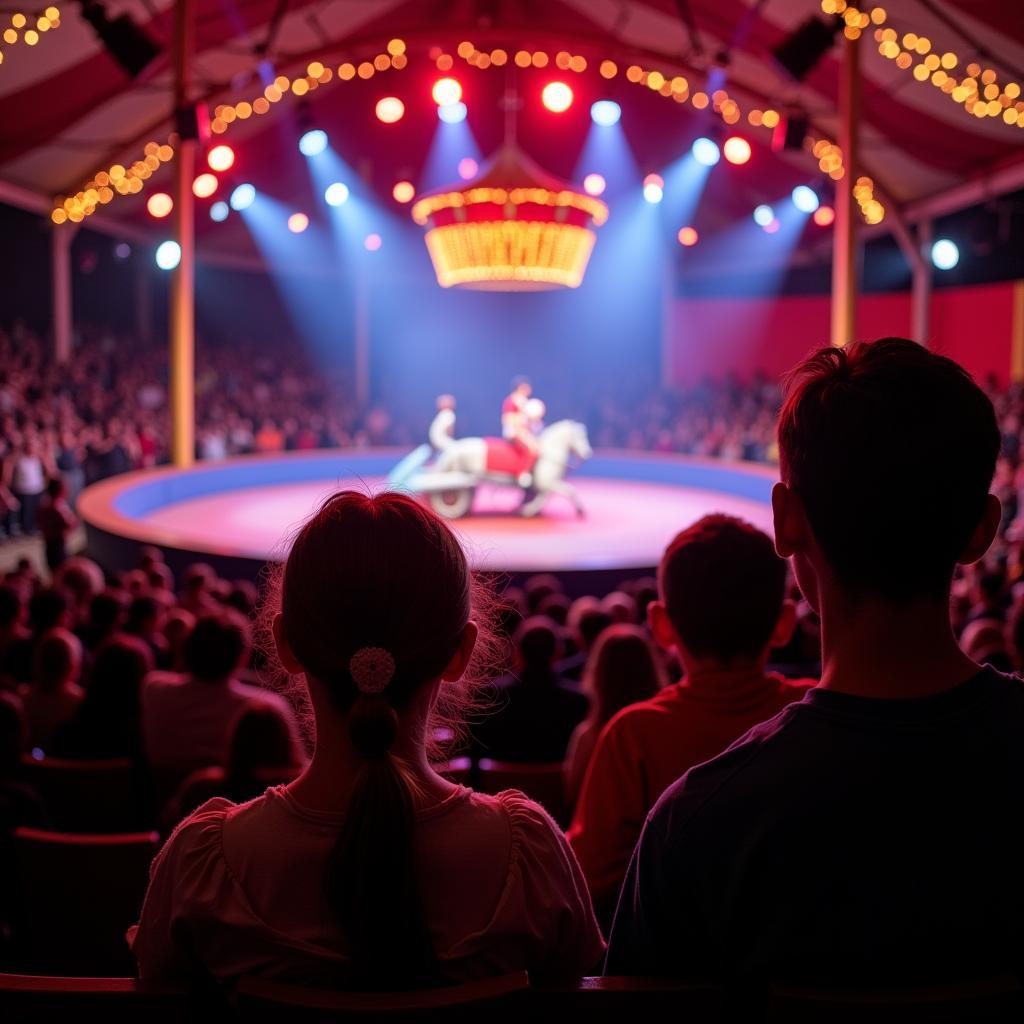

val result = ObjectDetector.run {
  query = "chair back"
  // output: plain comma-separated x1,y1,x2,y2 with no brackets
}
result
477,759,568,826
235,970,529,1022
20,754,143,832
12,827,159,975
0,973,202,1024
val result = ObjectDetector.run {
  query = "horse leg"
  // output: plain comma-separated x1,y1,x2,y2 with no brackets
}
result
520,489,547,517
545,477,586,518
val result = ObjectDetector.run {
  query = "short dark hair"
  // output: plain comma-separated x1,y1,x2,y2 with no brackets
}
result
184,610,250,681
658,514,786,664
515,616,560,668
577,607,612,649
778,338,1000,601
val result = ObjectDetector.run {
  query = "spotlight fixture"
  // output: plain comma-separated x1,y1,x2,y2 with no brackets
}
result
753,204,775,227
392,181,415,203
155,240,181,270
146,192,173,219
432,78,462,106
643,173,664,204
542,82,573,113
207,145,234,172
287,212,309,234
375,97,405,124
79,0,160,78
692,137,721,167
583,173,606,197
324,182,350,206
438,102,467,124
192,173,218,198
229,183,256,210
772,15,841,82
677,226,699,247
458,158,478,180
931,238,959,270
210,201,229,222
298,129,328,157
813,205,835,227
722,136,751,165
792,185,820,213
590,100,621,126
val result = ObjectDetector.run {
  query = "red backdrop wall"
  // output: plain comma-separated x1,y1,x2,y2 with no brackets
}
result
667,281,1020,386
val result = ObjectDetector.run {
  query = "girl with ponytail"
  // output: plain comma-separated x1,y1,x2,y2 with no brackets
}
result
132,491,603,988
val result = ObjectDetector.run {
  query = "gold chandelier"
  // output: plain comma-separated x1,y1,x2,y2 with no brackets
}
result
411,144,608,291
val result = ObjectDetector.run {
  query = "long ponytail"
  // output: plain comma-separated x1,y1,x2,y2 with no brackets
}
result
326,694,435,987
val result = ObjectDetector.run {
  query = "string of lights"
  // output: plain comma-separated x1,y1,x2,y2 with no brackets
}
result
0,5,60,65
52,141,175,224
823,1,1024,128
210,38,410,135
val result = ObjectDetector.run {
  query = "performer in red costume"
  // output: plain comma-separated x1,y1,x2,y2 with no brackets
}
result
502,377,539,460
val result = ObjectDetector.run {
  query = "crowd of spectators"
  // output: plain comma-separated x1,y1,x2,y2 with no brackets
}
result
3,329,1024,1005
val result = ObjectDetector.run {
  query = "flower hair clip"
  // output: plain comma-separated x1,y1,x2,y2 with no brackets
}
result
349,647,396,694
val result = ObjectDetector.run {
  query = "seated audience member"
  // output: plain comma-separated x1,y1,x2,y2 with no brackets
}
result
164,703,305,828
77,588,127,652
564,625,664,807
131,492,603,986
607,338,1018,988
569,516,810,921
178,563,219,616
159,608,194,670
54,634,153,760
5,587,72,683
473,617,589,763
601,591,638,625
52,556,104,623
124,594,169,663
0,584,28,685
19,627,84,749
556,601,613,683
36,478,78,572
141,609,298,786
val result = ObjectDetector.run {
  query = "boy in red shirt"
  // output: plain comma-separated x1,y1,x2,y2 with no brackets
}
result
567,515,811,922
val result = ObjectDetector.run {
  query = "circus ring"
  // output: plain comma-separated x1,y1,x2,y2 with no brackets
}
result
77,450,776,592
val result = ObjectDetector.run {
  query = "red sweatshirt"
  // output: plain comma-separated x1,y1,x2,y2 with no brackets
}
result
567,669,813,917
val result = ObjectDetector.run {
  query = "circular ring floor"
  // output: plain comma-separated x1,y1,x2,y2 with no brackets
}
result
79,449,776,579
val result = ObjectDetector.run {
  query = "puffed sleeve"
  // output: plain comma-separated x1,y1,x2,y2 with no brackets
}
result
487,790,605,980
128,798,234,980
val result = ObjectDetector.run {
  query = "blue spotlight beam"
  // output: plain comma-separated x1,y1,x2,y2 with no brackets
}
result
420,118,482,192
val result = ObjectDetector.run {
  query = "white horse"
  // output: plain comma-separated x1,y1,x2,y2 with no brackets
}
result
432,419,593,518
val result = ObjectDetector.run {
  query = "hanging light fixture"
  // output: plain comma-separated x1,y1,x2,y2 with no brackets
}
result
410,144,608,290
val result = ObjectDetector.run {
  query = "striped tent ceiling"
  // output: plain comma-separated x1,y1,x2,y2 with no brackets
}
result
2,0,1021,250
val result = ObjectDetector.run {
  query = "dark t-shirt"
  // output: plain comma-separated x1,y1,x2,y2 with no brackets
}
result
606,668,1024,987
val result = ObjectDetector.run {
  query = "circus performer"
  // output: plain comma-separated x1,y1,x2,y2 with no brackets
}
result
501,377,539,461
429,394,457,452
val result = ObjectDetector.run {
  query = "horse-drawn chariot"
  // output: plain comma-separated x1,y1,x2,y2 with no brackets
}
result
388,419,593,520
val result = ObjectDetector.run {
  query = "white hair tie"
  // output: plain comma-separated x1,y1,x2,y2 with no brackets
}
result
349,647,396,694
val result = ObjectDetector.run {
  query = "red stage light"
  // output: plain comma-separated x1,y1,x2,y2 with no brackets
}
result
723,136,752,165
364,233,382,251
146,192,173,219
542,81,573,112
813,205,836,226
375,97,405,124
764,218,781,233
207,145,234,172
432,77,462,106
458,157,478,180
192,173,218,198
677,226,698,246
